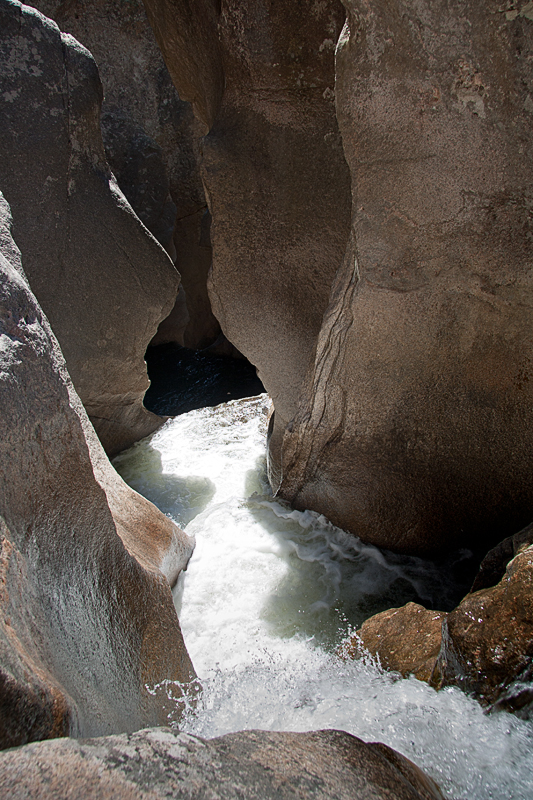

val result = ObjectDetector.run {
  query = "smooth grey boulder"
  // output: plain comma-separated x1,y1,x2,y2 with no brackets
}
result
0,190,195,749
0,0,180,455
0,727,444,799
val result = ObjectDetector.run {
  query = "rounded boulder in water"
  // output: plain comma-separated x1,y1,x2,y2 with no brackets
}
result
0,727,444,800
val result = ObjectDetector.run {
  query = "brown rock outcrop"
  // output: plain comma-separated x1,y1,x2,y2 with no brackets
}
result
433,544,533,714
0,727,444,800
0,0,180,455
341,523,533,715
142,0,352,477
0,190,195,748
279,0,533,555
343,603,444,683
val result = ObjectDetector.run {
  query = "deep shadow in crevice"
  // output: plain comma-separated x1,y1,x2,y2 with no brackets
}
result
144,342,265,416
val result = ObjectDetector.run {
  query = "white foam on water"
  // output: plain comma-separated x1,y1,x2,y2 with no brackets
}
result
115,395,533,800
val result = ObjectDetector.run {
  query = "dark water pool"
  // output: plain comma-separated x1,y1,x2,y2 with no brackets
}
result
144,343,265,416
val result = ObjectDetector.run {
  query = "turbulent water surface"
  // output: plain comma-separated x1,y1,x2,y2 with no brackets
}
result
114,395,533,800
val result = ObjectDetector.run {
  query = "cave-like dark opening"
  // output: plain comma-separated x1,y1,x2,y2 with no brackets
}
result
144,342,265,417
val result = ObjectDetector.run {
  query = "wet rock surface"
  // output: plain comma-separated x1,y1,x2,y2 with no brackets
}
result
0,190,194,748
0,0,180,455
343,522,533,716
0,727,444,800
278,0,533,557
344,603,444,683
433,543,533,714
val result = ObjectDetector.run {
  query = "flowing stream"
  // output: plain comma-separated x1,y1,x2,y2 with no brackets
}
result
114,395,533,800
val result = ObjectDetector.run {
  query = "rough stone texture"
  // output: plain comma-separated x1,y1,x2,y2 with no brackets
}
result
0,727,444,800
279,0,533,556
32,0,221,349
0,191,195,748
142,0,352,475
343,603,444,683
433,544,533,714
340,523,533,715
0,0,180,455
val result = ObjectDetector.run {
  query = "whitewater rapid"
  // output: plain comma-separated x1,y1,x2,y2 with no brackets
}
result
114,395,533,800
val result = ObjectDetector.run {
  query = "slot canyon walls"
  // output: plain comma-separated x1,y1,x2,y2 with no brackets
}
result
139,0,533,722
279,0,533,556
0,190,195,748
30,0,221,351
142,0,533,559
0,0,180,456
0,0,197,747
141,0,353,478
0,0,532,755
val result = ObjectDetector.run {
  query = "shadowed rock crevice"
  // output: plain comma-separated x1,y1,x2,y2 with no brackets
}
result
142,0,353,478
144,342,264,416
33,0,224,353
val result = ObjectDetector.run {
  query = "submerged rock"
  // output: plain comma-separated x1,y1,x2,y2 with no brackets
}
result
0,0,180,455
0,727,444,800
278,0,533,556
0,191,195,748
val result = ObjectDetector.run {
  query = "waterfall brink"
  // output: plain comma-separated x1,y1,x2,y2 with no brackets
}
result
115,396,533,800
